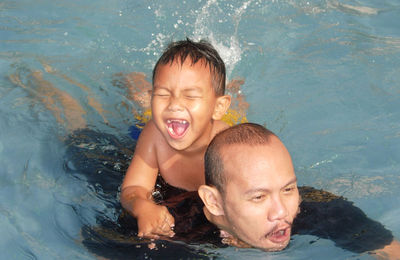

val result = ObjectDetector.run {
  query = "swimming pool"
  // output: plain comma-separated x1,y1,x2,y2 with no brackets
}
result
1,0,399,259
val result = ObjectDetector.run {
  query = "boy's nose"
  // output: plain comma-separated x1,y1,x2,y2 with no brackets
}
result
168,96,184,112
268,195,288,221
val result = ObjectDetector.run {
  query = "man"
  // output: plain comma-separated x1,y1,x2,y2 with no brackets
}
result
198,122,299,251
198,123,400,257
74,123,399,258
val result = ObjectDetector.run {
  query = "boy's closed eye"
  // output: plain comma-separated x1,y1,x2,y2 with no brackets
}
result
153,88,170,97
183,88,203,99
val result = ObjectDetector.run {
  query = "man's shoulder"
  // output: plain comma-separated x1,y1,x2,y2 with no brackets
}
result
294,186,394,253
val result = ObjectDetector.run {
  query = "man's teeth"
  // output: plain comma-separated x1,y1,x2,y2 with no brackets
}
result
270,229,285,237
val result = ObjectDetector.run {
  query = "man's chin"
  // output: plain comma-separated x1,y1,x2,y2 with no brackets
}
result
257,236,291,252
261,243,289,252
224,229,291,252
258,242,289,252
259,225,292,251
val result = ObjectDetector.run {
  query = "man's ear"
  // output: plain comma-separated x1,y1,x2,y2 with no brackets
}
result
198,185,225,216
212,95,231,121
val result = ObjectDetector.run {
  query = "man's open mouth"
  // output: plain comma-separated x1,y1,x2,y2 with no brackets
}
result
265,226,291,244
166,119,189,139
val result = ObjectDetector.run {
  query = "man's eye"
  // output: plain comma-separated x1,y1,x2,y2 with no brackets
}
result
252,195,265,201
284,186,297,194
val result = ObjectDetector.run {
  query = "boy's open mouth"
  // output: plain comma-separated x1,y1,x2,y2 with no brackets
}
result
166,119,189,139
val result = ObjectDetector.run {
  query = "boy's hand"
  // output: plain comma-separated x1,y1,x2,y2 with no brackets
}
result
136,200,175,239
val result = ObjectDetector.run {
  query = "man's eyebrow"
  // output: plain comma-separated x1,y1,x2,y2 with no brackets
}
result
244,188,270,196
284,177,298,187
244,177,298,195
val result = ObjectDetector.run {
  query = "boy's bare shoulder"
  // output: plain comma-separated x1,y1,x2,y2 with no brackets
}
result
134,120,164,150
128,120,167,173
140,119,154,132
136,120,171,154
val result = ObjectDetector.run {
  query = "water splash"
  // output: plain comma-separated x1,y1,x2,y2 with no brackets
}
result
192,0,254,75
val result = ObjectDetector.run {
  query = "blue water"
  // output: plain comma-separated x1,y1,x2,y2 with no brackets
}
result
1,0,400,259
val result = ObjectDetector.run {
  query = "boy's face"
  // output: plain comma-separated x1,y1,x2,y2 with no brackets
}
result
152,58,223,151
219,138,300,251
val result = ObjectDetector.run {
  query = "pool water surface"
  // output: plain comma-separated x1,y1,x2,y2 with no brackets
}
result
1,0,400,259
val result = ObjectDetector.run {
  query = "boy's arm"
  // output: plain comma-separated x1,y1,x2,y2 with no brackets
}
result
121,121,175,239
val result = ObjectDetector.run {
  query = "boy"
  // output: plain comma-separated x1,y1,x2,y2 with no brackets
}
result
120,39,231,239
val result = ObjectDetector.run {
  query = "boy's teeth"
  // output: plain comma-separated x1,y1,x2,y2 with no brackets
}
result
166,119,189,137
167,119,188,124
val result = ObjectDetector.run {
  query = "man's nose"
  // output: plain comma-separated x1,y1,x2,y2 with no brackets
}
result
268,195,288,221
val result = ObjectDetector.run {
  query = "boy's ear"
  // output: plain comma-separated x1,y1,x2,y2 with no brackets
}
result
198,185,225,216
212,95,231,120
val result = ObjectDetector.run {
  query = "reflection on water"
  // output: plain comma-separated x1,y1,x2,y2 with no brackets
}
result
1,0,400,259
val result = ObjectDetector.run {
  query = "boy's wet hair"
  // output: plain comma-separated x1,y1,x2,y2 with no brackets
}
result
152,38,226,96
204,123,277,194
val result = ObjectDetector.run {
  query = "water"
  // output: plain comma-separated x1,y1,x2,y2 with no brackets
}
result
1,0,400,259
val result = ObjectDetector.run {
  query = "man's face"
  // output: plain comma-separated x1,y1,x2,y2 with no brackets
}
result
151,58,220,151
220,137,300,251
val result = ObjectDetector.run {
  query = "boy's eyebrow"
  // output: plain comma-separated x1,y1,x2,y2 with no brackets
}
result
152,85,171,93
244,177,297,195
182,86,204,92
153,85,204,92
153,84,167,89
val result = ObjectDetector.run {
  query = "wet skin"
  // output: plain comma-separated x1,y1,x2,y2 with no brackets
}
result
120,57,230,239
151,58,226,152
210,137,300,251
